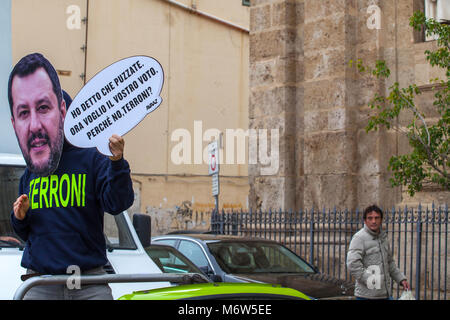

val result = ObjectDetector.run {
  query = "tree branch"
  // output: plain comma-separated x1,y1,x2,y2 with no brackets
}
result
397,91,431,147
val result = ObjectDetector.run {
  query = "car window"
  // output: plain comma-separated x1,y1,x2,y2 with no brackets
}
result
145,246,203,274
104,213,136,250
178,240,209,268
153,239,177,248
208,241,315,274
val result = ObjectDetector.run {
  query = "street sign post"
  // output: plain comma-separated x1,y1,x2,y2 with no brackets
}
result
208,140,220,214
212,173,219,196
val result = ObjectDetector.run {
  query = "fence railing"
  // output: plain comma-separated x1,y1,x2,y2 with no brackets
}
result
210,204,449,300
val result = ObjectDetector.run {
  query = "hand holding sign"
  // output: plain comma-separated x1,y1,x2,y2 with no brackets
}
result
108,134,125,161
64,56,164,156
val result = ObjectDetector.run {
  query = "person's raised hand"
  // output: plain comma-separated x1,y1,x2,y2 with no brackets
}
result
13,194,29,221
401,280,410,291
109,134,125,161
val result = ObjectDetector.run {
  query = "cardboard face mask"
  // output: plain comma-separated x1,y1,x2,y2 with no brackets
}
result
10,58,65,177
64,56,164,156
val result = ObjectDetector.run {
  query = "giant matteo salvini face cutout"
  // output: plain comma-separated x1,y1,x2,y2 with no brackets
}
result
11,67,66,177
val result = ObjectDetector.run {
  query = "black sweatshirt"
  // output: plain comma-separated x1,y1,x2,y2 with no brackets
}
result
11,143,134,274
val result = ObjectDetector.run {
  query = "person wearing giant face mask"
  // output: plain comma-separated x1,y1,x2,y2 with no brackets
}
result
9,53,134,300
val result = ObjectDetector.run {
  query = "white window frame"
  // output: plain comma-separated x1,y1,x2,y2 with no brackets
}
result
424,0,450,41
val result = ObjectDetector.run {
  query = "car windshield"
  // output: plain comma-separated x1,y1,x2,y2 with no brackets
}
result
145,245,205,274
207,241,315,274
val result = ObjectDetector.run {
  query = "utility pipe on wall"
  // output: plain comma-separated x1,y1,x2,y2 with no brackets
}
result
159,0,249,33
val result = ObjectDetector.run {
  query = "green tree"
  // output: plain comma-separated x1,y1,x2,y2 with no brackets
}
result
351,12,449,197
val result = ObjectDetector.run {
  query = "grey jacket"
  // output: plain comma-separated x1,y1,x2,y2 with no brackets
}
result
346,225,406,299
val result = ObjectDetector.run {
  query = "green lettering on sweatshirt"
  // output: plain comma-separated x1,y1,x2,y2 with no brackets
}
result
29,174,87,209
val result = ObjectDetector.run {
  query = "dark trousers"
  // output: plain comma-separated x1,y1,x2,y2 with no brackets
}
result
23,267,113,300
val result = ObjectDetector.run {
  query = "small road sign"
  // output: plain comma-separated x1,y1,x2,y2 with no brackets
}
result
208,140,219,176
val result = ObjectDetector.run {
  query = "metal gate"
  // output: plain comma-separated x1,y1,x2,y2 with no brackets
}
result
211,204,449,300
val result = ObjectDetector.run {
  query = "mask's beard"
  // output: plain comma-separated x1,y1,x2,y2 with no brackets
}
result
23,116,64,177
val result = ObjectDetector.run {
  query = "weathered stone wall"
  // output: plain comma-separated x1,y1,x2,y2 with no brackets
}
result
302,0,361,210
249,0,303,210
249,0,449,211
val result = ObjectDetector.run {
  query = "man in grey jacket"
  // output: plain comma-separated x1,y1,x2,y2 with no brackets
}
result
347,205,410,299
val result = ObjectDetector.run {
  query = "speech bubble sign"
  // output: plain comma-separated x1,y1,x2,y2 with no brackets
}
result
64,55,164,156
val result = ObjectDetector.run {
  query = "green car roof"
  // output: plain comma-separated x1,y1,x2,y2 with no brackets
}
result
119,283,311,300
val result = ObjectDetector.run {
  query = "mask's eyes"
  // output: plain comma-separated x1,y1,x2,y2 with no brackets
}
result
16,108,29,119
38,104,50,113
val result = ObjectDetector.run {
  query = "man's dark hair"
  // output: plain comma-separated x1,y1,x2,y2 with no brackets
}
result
363,204,384,220
8,53,62,117
62,90,72,110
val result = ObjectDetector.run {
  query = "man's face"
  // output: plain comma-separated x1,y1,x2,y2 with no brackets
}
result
364,211,382,233
11,67,66,177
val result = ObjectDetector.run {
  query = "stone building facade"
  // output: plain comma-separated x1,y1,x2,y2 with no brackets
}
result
249,0,449,211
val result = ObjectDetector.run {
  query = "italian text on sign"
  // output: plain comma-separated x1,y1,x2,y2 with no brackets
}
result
64,56,164,156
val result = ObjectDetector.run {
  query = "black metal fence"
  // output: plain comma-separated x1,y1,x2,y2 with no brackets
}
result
210,204,449,300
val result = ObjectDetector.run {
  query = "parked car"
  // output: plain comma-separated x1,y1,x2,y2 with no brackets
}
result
119,282,311,300
152,234,354,299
